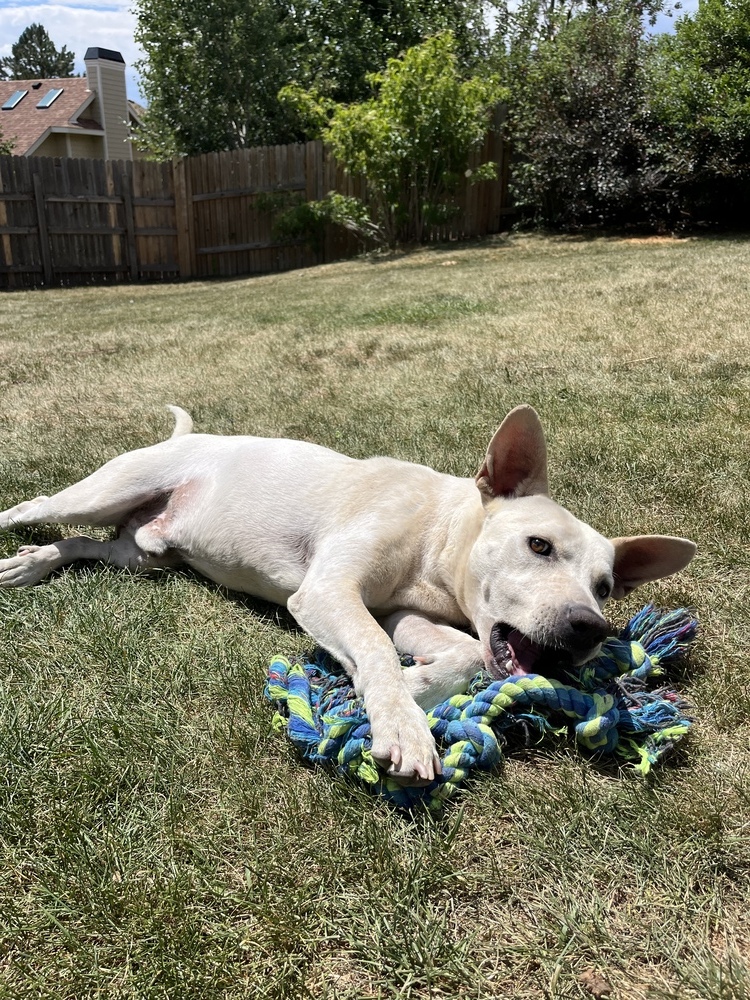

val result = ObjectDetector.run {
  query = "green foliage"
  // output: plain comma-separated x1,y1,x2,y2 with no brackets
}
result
0,126,14,155
273,192,384,254
0,23,75,80
651,0,750,162
133,0,492,156
292,0,492,105
133,0,295,157
648,0,750,223
499,0,750,229
502,0,663,228
277,84,335,141
324,33,504,243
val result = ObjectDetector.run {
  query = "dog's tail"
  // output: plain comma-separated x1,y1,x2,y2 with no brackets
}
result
166,405,194,438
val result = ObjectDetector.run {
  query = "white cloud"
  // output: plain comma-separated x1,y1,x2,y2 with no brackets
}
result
0,2,144,101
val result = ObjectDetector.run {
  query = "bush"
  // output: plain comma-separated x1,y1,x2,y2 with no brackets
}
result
272,193,384,255
648,0,750,225
322,32,505,244
503,0,664,228
501,0,750,230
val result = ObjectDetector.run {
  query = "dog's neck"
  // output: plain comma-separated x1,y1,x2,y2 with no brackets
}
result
416,477,487,625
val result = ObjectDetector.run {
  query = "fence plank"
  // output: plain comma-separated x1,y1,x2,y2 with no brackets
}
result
120,161,139,280
17,158,36,284
32,173,53,285
102,158,119,274
172,157,191,279
0,160,12,286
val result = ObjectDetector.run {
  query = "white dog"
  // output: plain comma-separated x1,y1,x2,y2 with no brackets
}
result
0,405,695,784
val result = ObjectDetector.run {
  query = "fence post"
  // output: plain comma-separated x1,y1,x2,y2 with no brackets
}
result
32,171,53,286
120,160,139,281
0,160,12,289
173,156,194,278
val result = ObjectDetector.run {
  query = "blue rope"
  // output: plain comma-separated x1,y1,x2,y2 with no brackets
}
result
265,604,697,810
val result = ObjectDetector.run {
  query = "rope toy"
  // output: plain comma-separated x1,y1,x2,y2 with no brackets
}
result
265,605,697,810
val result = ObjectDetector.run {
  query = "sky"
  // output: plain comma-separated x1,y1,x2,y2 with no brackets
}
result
0,0,698,110
0,0,145,102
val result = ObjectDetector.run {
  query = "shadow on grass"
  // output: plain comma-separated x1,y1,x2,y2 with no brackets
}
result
0,527,305,636
357,233,515,264
176,566,305,635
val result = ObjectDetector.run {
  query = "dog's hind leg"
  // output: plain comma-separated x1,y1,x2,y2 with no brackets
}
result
0,529,178,588
0,448,183,533
0,407,194,533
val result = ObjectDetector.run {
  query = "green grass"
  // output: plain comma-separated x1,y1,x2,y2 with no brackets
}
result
0,233,749,999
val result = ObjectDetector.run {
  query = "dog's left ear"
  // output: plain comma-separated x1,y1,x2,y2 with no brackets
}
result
476,404,549,502
610,535,697,599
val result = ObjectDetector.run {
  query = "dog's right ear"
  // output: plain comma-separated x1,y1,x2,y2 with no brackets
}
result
476,405,549,502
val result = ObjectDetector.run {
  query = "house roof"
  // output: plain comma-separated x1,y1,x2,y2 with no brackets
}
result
0,77,101,155
128,100,146,125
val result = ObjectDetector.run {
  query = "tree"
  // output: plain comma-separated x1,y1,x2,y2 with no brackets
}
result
134,0,298,157
0,24,75,79
497,0,667,228
647,0,750,223
0,126,14,155
289,0,492,104
321,33,504,242
133,0,493,156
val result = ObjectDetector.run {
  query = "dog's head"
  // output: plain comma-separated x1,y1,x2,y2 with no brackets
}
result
465,405,696,677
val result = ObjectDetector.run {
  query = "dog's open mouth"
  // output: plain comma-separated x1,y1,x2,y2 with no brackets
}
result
488,622,560,678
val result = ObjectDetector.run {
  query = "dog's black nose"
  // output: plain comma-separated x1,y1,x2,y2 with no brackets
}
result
563,604,610,654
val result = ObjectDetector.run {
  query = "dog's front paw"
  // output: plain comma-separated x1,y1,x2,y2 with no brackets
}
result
402,646,484,710
369,700,442,786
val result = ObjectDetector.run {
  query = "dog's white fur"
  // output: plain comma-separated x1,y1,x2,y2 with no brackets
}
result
0,405,696,784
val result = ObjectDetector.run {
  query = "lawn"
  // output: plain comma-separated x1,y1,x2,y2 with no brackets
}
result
0,233,748,999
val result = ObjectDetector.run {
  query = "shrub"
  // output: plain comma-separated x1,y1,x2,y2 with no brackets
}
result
272,193,384,255
321,32,505,244
503,0,664,228
648,0,750,225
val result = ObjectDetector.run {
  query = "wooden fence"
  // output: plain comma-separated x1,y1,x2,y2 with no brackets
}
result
0,131,509,290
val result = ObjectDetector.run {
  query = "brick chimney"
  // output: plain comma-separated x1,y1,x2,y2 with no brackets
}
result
83,47,132,160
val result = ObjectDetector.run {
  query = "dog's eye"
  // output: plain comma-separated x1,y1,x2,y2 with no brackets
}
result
596,581,611,600
528,537,553,556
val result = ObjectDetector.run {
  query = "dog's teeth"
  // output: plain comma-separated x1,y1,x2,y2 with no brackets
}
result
487,653,512,680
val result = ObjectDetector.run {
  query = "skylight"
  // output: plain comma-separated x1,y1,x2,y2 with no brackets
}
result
1,90,27,111
36,88,64,109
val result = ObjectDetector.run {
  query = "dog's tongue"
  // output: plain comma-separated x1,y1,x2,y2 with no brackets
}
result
505,629,543,673
489,625,543,677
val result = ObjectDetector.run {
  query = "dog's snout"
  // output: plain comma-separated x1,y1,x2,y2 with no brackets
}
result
564,604,610,652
